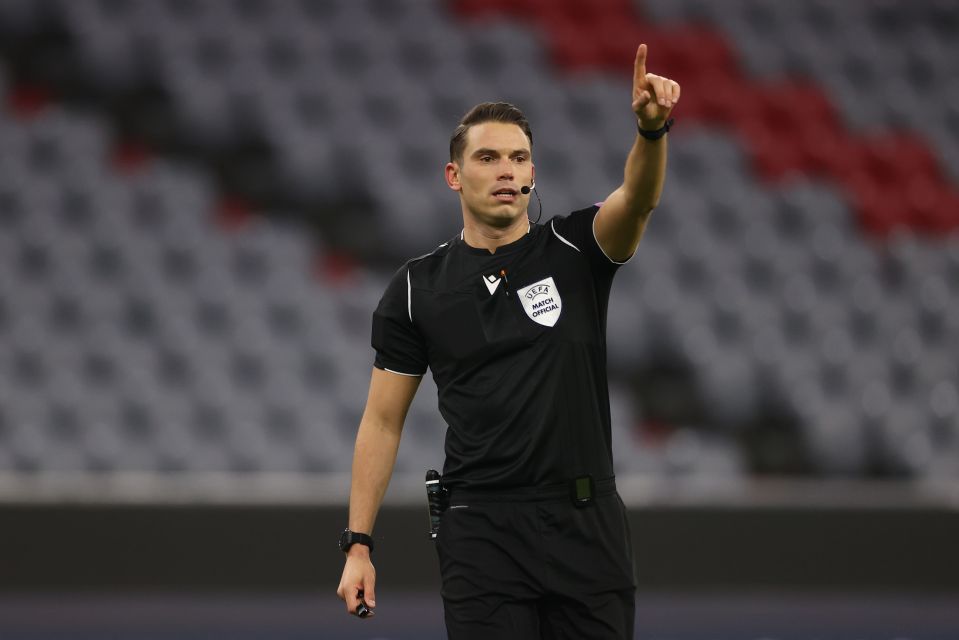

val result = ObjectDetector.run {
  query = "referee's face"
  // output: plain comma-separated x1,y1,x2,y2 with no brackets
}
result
447,122,534,227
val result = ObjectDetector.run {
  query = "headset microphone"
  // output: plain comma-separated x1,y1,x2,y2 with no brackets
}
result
521,182,542,224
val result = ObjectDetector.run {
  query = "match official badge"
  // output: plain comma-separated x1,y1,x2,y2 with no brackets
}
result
518,277,562,327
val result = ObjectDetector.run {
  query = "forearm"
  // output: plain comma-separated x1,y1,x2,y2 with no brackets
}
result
620,128,668,216
337,369,419,613
593,44,677,261
348,415,403,535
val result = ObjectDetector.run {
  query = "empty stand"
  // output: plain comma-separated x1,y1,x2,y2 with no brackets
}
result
0,0,956,484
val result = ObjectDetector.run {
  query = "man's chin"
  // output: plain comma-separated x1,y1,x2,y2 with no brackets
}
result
482,205,526,227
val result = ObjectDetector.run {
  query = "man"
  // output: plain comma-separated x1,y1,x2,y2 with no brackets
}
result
337,44,679,639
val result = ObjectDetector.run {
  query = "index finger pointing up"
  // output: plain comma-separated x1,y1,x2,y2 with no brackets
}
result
634,43,648,87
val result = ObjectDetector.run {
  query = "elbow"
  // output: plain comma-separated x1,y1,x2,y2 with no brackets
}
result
359,411,405,440
621,186,660,218
628,198,658,220
638,187,662,214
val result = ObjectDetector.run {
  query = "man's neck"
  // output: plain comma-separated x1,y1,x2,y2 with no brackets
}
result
462,215,530,254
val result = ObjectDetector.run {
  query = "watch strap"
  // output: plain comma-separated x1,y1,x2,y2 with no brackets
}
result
340,529,375,553
637,117,674,141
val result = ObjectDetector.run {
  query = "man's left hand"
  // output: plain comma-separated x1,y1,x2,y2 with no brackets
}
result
631,43,680,130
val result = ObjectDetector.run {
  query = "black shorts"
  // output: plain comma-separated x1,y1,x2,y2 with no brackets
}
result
435,478,637,640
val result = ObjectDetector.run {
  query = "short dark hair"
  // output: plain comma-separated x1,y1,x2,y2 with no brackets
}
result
449,102,533,163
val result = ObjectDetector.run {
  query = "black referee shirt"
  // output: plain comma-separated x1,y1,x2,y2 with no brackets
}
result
372,205,629,491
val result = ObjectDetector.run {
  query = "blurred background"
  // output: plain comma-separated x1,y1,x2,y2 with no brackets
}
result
0,0,957,638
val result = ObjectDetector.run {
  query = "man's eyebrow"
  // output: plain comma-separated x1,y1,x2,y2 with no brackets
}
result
471,148,530,157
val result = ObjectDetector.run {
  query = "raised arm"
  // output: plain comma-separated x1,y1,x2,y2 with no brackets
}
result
595,43,680,262
336,367,422,617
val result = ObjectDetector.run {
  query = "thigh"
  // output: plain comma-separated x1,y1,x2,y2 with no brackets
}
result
537,493,637,638
538,589,636,640
436,501,545,640
443,597,541,640
541,493,637,594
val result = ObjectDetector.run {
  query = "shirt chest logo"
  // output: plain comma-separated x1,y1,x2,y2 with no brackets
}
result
482,274,501,295
518,277,562,327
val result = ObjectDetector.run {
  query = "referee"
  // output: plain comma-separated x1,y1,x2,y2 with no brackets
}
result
337,44,679,639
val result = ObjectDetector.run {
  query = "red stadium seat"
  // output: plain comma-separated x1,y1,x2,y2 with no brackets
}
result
452,0,959,238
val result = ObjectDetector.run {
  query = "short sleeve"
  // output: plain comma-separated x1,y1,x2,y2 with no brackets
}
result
371,264,428,376
549,205,632,273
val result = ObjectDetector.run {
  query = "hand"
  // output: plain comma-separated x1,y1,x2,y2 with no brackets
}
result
336,549,376,618
631,43,680,130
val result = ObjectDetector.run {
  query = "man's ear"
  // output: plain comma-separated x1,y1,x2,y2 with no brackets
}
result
445,162,461,191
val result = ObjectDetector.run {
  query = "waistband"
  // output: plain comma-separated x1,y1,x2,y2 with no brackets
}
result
449,476,617,503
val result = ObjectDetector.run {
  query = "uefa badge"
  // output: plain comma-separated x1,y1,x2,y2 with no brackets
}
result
518,277,562,327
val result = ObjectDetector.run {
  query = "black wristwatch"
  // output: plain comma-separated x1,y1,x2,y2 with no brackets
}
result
339,529,374,554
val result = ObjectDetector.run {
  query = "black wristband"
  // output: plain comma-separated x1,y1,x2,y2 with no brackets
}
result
637,117,674,141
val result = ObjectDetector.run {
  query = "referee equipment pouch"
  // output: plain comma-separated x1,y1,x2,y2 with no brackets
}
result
425,469,450,540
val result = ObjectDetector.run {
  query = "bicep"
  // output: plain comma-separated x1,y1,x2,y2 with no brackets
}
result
362,367,423,433
595,186,650,263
